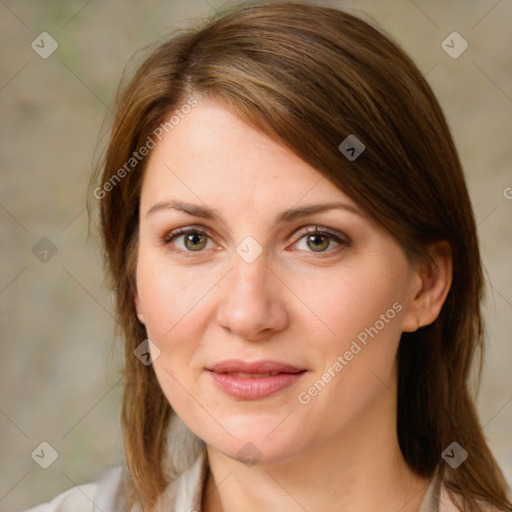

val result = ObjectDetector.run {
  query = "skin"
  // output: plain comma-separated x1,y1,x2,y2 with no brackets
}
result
134,99,452,511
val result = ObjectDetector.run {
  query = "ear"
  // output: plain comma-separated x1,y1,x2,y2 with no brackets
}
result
401,241,453,332
133,289,145,325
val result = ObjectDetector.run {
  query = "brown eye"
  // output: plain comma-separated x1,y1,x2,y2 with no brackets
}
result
306,233,331,252
293,227,348,254
183,231,208,251
164,228,213,255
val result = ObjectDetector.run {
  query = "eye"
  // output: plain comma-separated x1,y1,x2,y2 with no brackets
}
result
162,225,351,257
163,227,214,255
292,226,350,254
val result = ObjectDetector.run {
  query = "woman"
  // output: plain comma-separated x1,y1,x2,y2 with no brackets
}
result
25,1,511,511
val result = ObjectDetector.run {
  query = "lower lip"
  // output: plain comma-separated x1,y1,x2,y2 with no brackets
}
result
208,371,306,400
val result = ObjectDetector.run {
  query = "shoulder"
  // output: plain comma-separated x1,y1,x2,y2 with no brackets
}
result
439,481,511,512
22,483,98,512
153,450,207,512
421,470,511,512
21,466,123,512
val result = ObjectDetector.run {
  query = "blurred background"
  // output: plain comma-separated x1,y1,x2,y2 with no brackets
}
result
0,0,511,509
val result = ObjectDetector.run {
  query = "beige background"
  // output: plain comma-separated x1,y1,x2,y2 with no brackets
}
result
0,0,511,510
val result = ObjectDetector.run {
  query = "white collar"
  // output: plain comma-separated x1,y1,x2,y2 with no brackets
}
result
151,448,207,512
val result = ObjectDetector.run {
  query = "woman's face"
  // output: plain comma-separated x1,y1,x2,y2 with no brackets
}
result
135,99,420,465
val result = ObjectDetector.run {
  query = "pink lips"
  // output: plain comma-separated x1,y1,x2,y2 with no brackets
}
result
207,359,306,400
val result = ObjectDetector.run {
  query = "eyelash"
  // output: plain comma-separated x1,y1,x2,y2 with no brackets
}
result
162,225,351,258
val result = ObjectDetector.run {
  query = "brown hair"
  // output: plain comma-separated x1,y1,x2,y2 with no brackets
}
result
89,2,511,510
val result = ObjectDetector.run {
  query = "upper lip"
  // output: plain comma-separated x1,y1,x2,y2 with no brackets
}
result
207,359,305,374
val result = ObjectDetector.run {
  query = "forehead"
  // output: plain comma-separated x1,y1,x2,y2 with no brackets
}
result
140,99,356,214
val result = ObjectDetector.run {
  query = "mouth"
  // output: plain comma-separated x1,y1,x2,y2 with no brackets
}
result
221,371,283,378
206,359,307,400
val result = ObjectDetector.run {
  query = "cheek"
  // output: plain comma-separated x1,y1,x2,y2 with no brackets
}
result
293,254,408,409
293,270,405,426
298,261,406,351
136,254,212,341
136,257,206,397
134,253,228,390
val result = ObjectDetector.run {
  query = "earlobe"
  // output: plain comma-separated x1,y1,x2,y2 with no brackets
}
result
134,292,145,324
401,242,453,332
401,277,424,332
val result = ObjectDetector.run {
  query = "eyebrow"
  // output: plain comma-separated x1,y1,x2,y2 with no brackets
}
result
145,199,363,228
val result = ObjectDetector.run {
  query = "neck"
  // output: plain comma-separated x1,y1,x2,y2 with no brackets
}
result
202,387,430,512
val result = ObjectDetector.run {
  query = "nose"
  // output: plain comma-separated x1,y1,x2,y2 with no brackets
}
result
215,255,289,341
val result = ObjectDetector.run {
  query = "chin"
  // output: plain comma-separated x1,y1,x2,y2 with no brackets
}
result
203,422,306,467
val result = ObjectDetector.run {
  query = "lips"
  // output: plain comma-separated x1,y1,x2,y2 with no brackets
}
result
206,359,307,400
208,359,304,374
